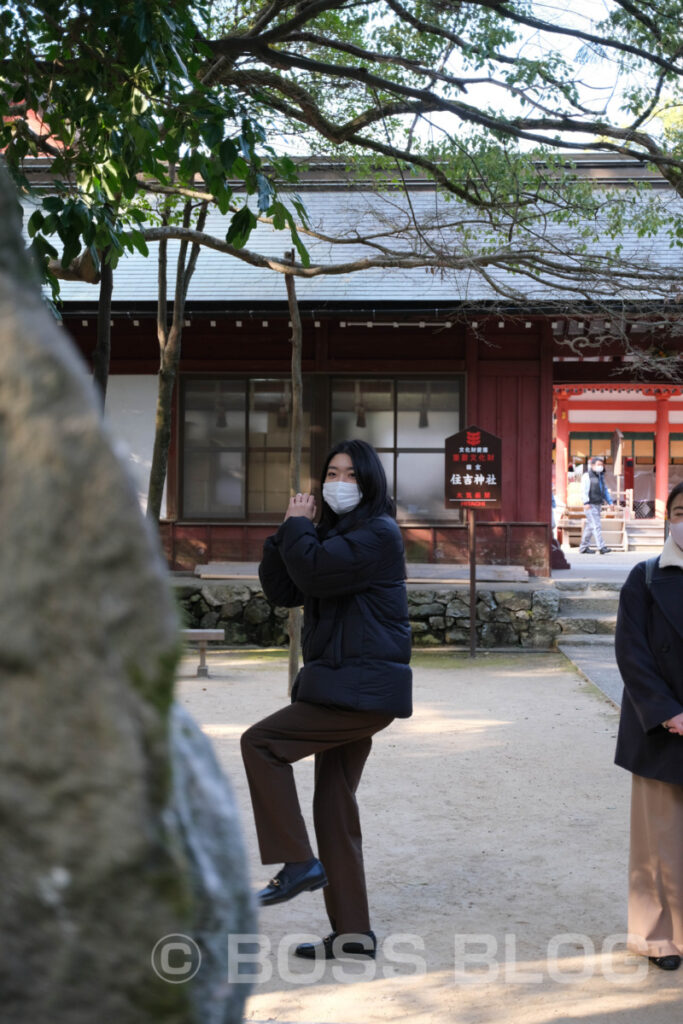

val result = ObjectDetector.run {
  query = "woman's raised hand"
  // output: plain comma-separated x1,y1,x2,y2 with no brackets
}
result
284,492,317,521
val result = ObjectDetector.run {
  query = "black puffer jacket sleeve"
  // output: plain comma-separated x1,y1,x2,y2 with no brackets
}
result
259,533,304,608
274,516,392,598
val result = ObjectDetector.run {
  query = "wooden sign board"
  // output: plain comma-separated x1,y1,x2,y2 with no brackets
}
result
445,425,502,510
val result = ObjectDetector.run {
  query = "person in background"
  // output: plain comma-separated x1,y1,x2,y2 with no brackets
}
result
614,481,683,971
579,456,613,554
240,439,412,961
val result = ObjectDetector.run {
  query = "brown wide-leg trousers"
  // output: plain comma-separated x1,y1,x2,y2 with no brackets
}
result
240,700,393,934
628,773,683,957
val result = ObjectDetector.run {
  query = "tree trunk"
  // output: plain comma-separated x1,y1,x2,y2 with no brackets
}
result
146,200,207,524
91,252,113,408
146,342,178,523
285,253,304,694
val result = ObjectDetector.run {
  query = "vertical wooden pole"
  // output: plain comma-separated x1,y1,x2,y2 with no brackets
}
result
285,253,303,694
469,508,477,658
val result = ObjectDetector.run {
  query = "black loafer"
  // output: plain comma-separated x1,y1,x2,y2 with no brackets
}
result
294,930,377,960
649,955,682,971
578,548,594,554
257,859,327,906
599,546,611,554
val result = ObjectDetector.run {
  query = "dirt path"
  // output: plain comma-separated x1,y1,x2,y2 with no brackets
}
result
177,650,682,1024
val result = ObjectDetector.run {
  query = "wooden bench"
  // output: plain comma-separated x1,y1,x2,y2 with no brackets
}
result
181,628,225,677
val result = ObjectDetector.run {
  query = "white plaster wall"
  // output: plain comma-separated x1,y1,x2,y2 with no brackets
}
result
104,375,166,517
568,409,656,423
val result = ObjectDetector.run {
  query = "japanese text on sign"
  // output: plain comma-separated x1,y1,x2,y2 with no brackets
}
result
444,426,502,509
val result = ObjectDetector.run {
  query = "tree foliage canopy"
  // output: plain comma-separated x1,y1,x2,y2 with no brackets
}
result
3,1,683,296
205,1,683,194
0,0,305,289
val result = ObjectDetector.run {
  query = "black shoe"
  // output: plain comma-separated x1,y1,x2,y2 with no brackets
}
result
257,859,328,906
599,546,611,554
295,930,377,960
578,547,594,554
649,955,682,971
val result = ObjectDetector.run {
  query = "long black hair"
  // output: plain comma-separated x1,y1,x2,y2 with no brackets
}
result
317,439,394,534
666,481,683,518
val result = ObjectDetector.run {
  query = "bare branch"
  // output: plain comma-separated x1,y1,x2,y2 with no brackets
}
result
471,0,683,76
141,223,683,297
286,30,466,93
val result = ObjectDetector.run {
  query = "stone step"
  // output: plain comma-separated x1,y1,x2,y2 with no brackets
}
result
557,634,616,647
558,593,620,614
556,613,617,635
625,524,664,538
554,580,623,593
625,524,663,549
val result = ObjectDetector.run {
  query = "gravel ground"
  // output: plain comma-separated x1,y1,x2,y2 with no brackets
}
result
176,648,682,1024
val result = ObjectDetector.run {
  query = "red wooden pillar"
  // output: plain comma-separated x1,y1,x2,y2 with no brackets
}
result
465,325,478,424
655,394,670,519
555,392,570,509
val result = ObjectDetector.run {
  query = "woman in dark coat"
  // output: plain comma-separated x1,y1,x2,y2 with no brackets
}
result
240,439,412,960
614,481,683,971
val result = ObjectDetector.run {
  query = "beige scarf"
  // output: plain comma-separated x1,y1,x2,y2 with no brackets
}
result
657,533,683,570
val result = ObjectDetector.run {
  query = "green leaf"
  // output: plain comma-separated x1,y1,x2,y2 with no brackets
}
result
225,206,257,248
219,138,238,170
27,210,45,237
127,229,150,257
42,196,63,213
202,119,224,151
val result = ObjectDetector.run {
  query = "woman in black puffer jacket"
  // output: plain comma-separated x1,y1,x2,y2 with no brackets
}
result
241,439,412,961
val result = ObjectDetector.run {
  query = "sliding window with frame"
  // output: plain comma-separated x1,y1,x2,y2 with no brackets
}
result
330,378,463,521
181,378,311,520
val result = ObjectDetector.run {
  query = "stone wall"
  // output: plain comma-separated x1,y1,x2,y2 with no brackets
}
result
175,580,562,649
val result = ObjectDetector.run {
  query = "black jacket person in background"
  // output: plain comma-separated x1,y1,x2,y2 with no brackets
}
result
614,481,683,971
241,439,412,961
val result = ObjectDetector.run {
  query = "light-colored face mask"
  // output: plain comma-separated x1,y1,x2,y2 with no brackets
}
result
322,480,362,515
669,520,683,549
592,464,604,474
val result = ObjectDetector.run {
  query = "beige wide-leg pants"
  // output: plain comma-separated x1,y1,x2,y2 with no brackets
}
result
628,773,683,957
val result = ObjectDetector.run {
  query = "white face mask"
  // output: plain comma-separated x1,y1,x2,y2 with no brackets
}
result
669,520,683,549
592,464,604,474
323,480,362,515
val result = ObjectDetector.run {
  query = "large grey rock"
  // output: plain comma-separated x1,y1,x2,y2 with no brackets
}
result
0,161,251,1023
169,706,255,1024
